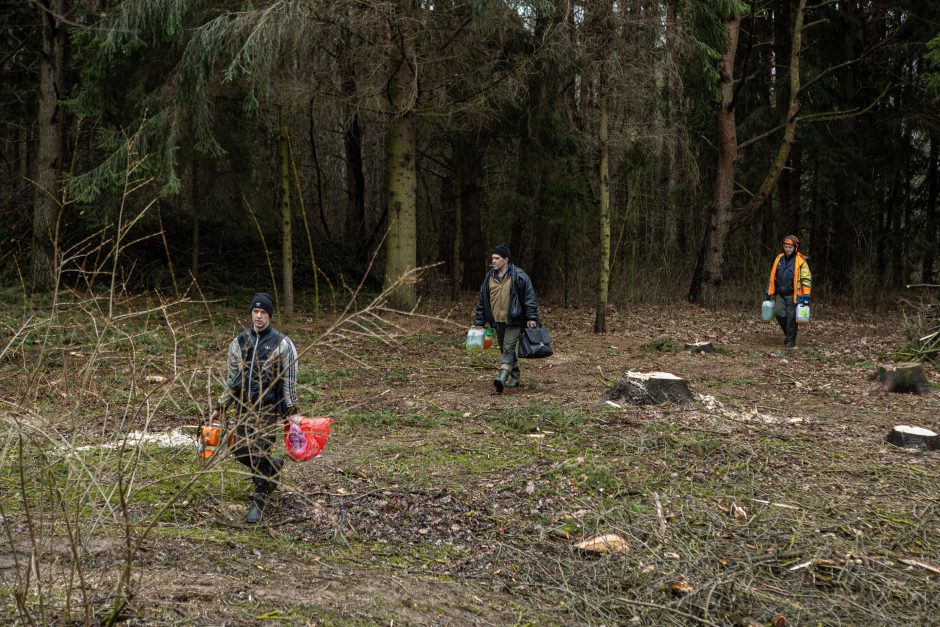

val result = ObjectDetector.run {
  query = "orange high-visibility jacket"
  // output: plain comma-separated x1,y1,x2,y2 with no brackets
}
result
767,252,812,302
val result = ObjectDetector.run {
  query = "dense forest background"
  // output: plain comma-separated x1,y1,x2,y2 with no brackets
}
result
2,0,939,319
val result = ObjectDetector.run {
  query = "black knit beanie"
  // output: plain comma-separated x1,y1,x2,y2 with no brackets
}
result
250,293,274,316
493,244,511,259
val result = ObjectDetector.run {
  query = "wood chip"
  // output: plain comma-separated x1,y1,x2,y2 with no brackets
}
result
749,498,800,510
900,559,940,574
574,533,629,554
669,580,694,595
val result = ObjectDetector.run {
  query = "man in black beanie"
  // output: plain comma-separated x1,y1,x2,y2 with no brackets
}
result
209,292,301,523
473,245,539,393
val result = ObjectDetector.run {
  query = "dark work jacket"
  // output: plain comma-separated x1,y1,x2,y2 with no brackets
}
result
233,326,285,414
774,254,796,297
474,263,538,327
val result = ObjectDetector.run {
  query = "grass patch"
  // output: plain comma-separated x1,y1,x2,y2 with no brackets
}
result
341,410,441,429
298,367,351,386
548,455,624,493
488,404,588,435
639,336,682,353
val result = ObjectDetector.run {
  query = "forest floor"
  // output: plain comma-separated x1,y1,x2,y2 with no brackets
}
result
1,294,939,625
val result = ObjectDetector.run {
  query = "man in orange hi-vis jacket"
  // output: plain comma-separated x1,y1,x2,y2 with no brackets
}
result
765,235,812,347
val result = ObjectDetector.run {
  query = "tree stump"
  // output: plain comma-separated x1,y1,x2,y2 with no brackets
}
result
884,425,939,451
685,342,715,354
873,363,931,394
605,371,693,406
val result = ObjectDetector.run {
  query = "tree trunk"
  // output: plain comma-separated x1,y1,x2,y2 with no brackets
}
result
450,174,462,301
307,97,330,239
688,11,740,305
510,132,538,274
455,137,484,290
279,108,294,317
728,0,806,233
340,45,365,247
829,3,863,289
343,113,365,245
384,111,418,308
922,132,939,283
775,0,793,226
187,159,199,282
594,1,612,334
662,0,681,254
31,0,69,289
383,0,418,309
787,141,802,230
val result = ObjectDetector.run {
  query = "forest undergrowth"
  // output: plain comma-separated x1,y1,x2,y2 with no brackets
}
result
0,290,938,626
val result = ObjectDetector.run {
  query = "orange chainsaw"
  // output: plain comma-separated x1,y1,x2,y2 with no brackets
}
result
197,419,234,459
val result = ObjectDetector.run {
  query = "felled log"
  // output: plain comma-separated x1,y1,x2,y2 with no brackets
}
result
872,363,931,394
685,341,715,354
884,425,939,451
605,371,693,406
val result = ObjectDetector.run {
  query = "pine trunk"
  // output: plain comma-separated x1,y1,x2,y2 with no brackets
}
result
279,109,294,317
455,137,484,291
921,132,938,283
594,6,611,334
383,1,418,309
689,11,740,305
384,112,417,309
448,174,462,301
729,0,807,233
31,0,69,289
187,160,199,282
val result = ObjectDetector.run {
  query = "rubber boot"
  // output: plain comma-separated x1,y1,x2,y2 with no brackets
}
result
244,492,267,524
245,469,274,524
505,366,521,388
493,367,511,394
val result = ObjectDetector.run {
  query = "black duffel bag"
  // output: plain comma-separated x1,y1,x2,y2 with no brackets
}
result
518,325,553,359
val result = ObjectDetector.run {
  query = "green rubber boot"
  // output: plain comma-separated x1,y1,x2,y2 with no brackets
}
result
505,367,520,388
493,367,511,394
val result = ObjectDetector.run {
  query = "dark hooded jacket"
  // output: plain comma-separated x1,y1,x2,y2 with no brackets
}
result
474,263,538,327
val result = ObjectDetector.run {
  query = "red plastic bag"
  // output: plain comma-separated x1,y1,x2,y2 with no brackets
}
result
284,416,332,462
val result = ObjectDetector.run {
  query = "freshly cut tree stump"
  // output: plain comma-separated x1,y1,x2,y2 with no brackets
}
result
884,425,939,451
873,363,931,394
605,371,693,406
685,342,715,354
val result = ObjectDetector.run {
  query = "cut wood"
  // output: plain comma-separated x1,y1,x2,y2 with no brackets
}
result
574,533,629,554
899,558,940,574
872,363,931,394
685,341,715,354
884,425,939,451
605,371,693,406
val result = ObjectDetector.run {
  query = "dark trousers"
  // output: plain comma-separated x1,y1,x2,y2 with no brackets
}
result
774,295,798,345
231,413,282,495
